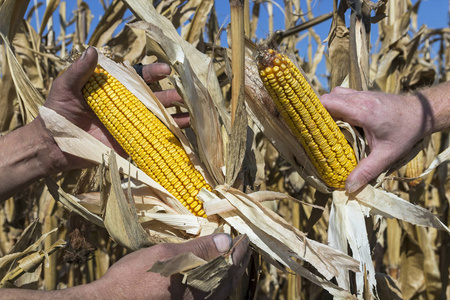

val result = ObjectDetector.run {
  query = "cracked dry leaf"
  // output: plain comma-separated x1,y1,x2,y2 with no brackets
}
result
148,252,207,277
148,251,231,295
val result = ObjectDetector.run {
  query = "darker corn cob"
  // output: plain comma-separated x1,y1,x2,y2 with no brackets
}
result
405,151,424,187
82,65,212,217
257,49,357,189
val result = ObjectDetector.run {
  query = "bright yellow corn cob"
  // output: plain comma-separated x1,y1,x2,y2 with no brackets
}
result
257,49,357,189
82,65,212,217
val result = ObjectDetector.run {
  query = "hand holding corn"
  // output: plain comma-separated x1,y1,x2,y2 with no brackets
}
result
45,47,190,171
321,86,450,193
0,234,251,299
0,47,187,201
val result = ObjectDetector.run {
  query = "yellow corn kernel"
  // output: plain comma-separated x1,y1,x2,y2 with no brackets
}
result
82,66,212,217
405,150,424,187
257,49,357,189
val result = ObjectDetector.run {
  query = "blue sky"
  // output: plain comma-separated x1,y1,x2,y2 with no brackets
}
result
27,0,449,89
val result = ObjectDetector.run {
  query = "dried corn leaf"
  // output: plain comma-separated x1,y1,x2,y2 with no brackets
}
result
0,239,65,287
139,213,212,236
0,46,18,133
0,0,29,41
417,226,441,298
8,219,39,255
199,187,356,298
102,151,155,251
329,192,377,298
181,0,214,46
0,228,58,274
44,177,105,228
88,0,128,48
148,252,207,277
0,32,45,123
355,185,449,233
181,254,231,294
219,187,359,276
38,0,60,36
14,25,46,92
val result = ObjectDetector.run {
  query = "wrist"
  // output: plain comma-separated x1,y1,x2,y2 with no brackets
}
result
412,82,450,136
32,115,68,176
402,92,434,142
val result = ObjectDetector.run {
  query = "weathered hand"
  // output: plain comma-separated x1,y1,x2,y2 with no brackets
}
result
41,47,188,173
91,234,251,300
0,234,251,299
321,87,427,193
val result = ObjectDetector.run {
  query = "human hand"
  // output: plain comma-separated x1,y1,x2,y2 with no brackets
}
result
39,47,188,173
90,234,251,300
321,87,428,193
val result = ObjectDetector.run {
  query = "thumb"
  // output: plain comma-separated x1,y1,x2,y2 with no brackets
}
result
60,47,98,91
346,148,393,193
174,233,234,261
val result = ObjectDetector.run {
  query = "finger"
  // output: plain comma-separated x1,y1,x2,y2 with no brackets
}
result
346,148,395,193
60,47,98,91
230,235,251,272
141,63,171,83
321,94,364,127
154,89,183,107
172,113,190,129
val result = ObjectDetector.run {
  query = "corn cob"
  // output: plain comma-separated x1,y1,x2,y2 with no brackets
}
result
257,49,357,189
405,150,424,187
82,65,212,217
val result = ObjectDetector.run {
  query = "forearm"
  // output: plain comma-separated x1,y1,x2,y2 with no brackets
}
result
0,283,99,300
414,81,450,136
0,116,63,202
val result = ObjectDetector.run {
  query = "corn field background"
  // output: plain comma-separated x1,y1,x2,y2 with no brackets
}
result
0,0,449,299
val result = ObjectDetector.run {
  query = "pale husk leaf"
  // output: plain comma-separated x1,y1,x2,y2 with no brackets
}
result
214,186,360,277
329,192,377,298
199,188,355,298
355,185,450,233
45,177,105,228
102,151,156,250
148,252,207,277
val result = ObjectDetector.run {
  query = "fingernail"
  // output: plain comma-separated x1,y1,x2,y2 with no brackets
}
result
213,234,232,253
346,181,360,194
80,47,90,60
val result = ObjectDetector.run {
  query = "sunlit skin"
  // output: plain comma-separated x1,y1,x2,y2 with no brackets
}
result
321,85,450,193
